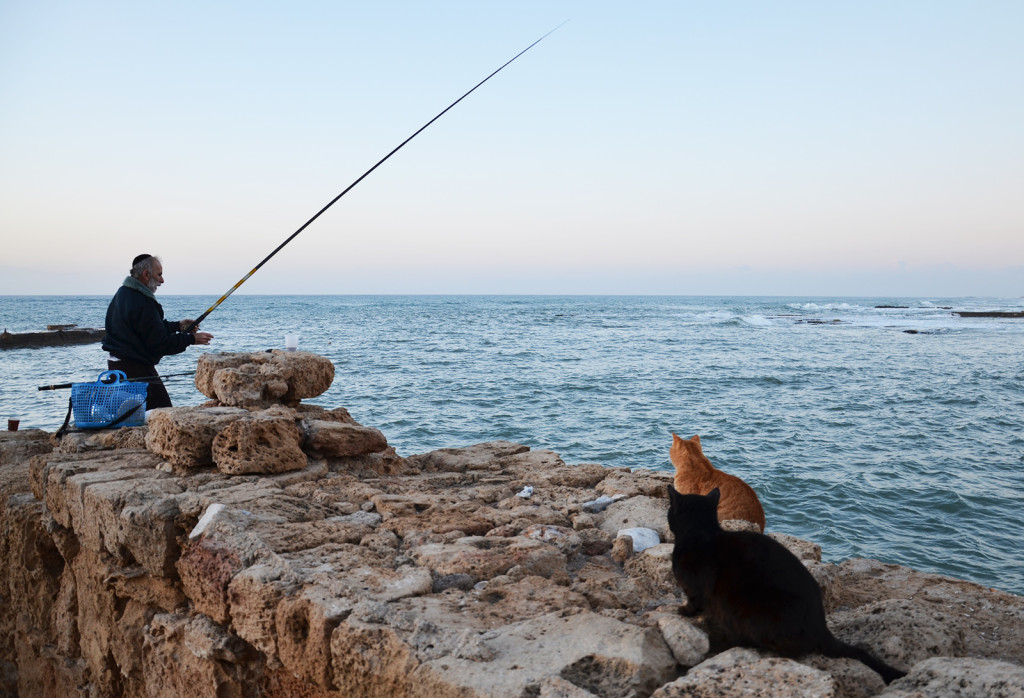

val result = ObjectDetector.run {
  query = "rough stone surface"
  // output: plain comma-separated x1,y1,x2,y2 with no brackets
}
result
832,557,1024,665
657,614,710,667
416,611,678,698
652,647,839,697
195,351,334,407
2,356,1023,698
211,406,307,475
145,406,249,470
720,518,763,533
879,656,1024,697
0,429,53,464
808,560,844,613
598,495,672,541
829,598,966,673
803,654,887,698
624,543,676,589
770,531,823,562
53,426,148,453
303,419,388,458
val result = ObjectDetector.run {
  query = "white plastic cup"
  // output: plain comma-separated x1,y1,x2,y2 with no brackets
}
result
284,334,299,351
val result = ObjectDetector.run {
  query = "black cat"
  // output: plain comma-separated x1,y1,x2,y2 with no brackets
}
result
667,485,905,684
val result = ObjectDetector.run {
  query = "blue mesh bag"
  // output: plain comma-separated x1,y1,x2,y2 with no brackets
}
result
71,370,147,429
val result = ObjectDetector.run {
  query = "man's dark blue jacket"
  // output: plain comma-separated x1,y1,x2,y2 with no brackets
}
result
102,284,194,366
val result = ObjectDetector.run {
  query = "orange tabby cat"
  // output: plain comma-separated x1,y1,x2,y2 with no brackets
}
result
669,433,766,532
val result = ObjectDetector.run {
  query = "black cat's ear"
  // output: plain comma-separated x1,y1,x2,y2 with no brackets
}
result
667,484,679,502
707,488,721,508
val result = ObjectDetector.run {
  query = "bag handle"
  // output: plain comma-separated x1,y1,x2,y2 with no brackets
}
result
98,370,128,385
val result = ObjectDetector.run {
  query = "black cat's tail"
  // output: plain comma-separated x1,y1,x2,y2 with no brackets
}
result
819,635,906,685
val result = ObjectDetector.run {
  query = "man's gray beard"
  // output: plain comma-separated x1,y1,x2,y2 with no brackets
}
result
146,279,159,292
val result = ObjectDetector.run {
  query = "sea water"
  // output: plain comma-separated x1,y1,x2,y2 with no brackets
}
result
2,294,1022,595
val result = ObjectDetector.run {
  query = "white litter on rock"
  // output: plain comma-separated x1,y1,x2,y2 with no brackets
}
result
582,493,628,513
517,485,534,499
189,503,225,539
616,527,660,553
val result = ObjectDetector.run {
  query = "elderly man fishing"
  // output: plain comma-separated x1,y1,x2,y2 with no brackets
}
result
101,254,213,408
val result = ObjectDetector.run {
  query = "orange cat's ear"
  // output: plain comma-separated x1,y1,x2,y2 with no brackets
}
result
692,434,702,448
672,432,682,445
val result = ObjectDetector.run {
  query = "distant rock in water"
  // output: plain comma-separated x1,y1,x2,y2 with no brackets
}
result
0,326,104,349
954,310,1024,318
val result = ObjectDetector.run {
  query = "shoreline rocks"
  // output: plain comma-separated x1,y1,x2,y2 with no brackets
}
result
1,351,1022,697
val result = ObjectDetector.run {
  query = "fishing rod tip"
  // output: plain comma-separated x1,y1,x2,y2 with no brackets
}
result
548,19,571,35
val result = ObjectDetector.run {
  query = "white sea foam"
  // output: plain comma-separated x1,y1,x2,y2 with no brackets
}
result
790,301,863,312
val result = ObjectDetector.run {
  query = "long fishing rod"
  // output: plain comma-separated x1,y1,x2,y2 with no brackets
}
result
185,22,566,334
37,371,197,391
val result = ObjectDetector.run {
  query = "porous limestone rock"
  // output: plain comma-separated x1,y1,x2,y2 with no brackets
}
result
624,543,676,588
803,654,887,698
610,533,632,563
652,647,839,697
294,404,357,424
832,557,1024,665
657,614,710,667
404,441,524,477
879,656,1024,697
0,429,52,464
177,538,247,625
30,449,184,576
598,495,671,541
416,610,679,698
616,526,661,553
302,419,388,458
4,421,1024,698
829,597,966,672
770,531,823,562
520,523,582,557
211,406,306,475
142,612,263,697
410,535,569,584
595,467,675,499
195,350,334,407
52,425,148,453
720,518,763,533
145,406,249,470
807,560,844,613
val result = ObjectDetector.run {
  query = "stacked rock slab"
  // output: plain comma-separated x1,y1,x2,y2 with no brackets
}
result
1,352,1024,698
194,350,335,408
144,351,390,477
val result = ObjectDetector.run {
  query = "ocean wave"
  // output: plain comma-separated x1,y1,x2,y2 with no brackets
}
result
788,302,864,312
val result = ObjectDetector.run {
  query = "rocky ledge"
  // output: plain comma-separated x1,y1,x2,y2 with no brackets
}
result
1,351,1022,698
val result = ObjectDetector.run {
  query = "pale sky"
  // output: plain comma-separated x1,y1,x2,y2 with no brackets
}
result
2,1,1022,297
